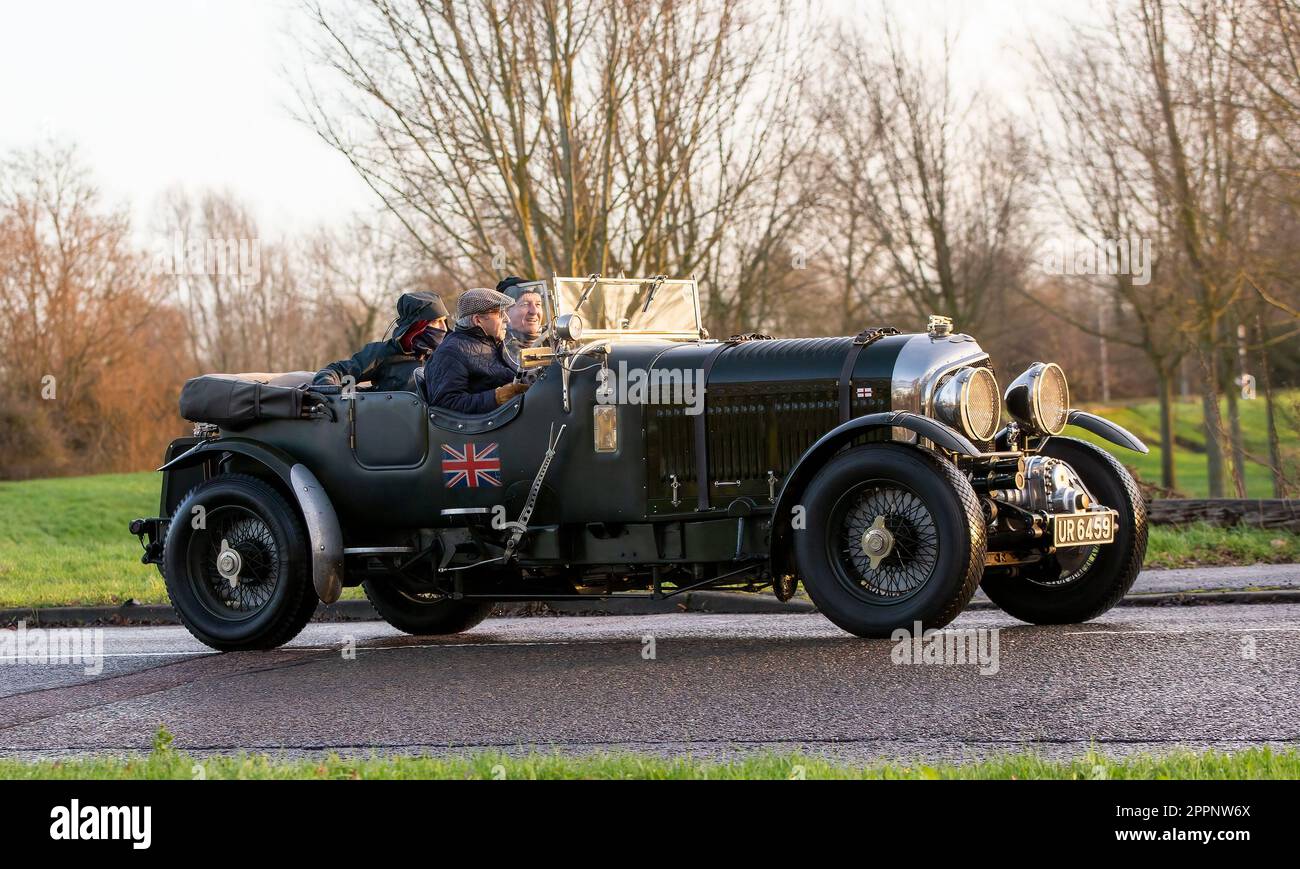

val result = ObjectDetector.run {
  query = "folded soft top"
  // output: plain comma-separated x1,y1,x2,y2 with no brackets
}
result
179,372,322,430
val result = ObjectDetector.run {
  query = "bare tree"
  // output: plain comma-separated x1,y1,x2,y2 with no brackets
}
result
299,213,434,355
1038,0,1274,497
1029,14,1192,490
0,144,174,475
819,17,1034,337
1137,0,1278,497
295,0,818,332
156,190,316,373
0,145,157,399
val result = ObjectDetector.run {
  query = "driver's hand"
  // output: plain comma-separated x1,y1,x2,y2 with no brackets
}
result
495,382,530,405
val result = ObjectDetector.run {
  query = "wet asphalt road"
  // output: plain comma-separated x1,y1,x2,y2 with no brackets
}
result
2,603,1298,762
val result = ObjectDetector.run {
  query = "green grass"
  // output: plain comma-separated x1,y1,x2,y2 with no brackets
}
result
1077,390,1299,498
2,731,1296,779
0,472,368,608
0,471,1297,608
1147,522,1300,570
0,473,167,608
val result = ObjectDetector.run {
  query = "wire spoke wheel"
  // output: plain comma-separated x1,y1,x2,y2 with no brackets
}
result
396,588,450,604
362,575,494,636
830,480,939,603
980,438,1148,625
1028,545,1099,587
793,444,985,638
185,505,282,620
165,474,316,651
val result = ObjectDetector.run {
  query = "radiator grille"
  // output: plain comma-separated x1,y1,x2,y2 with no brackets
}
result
645,379,889,509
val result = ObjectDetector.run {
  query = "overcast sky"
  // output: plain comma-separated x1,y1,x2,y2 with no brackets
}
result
0,0,372,235
0,0,1082,238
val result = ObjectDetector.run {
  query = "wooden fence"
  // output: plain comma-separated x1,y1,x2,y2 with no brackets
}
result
1148,499,1300,532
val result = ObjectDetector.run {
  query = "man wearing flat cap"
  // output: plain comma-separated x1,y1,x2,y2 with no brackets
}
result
423,287,529,412
314,291,449,393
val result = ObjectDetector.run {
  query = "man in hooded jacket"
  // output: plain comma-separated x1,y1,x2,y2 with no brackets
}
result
314,291,449,393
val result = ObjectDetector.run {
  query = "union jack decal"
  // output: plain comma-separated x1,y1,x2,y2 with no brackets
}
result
441,442,502,488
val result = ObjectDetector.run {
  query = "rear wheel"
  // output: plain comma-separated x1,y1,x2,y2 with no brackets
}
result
980,438,1147,624
363,580,493,636
163,475,318,651
793,444,986,638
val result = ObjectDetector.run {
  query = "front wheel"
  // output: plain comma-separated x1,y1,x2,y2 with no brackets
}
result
980,438,1147,624
793,444,986,638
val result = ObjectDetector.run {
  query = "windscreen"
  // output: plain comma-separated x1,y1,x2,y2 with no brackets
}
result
552,277,701,336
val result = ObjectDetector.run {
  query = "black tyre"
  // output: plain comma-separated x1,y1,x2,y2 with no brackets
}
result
363,580,493,636
980,437,1147,624
793,444,986,638
163,475,318,651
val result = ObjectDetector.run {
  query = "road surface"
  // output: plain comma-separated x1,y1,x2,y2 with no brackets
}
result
2,603,1298,762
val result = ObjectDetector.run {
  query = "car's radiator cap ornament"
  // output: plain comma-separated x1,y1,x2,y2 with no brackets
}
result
927,315,954,338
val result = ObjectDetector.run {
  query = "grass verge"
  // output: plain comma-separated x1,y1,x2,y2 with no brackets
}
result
0,472,363,608
1146,522,1300,570
3,739,1297,780
1077,390,1299,498
0,473,167,608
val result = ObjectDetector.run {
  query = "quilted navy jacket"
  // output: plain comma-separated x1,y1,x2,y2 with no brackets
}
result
423,325,519,413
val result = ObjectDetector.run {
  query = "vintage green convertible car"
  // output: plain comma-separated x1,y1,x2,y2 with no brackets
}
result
131,276,1148,651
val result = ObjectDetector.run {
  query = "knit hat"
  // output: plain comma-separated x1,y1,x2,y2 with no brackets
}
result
497,275,544,302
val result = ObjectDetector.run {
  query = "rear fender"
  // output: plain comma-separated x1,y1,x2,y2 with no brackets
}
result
158,439,344,604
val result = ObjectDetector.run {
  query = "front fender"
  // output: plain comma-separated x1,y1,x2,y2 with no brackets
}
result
158,438,344,604
1063,410,1149,454
768,412,980,575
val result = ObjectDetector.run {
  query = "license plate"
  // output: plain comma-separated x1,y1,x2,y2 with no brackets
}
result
1050,510,1117,548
